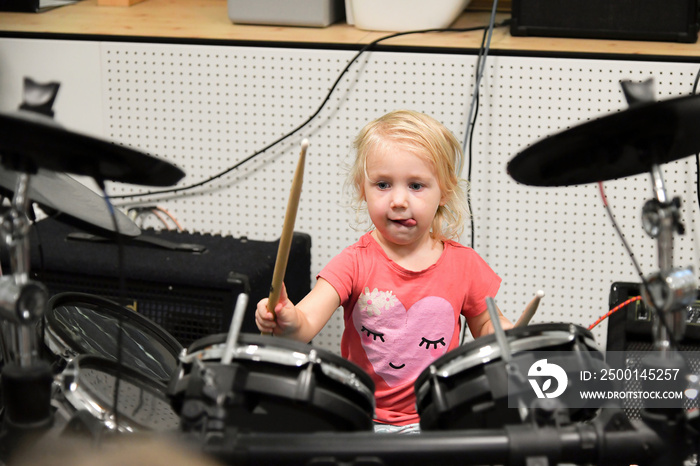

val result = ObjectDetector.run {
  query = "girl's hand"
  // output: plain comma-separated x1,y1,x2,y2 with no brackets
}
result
255,283,297,335
480,315,514,336
468,306,513,339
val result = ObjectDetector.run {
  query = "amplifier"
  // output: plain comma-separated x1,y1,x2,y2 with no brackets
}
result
606,281,700,419
11,217,312,347
0,0,41,13
606,281,700,352
511,0,699,43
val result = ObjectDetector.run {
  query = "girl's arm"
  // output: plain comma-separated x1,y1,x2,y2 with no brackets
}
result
466,304,514,339
255,278,341,343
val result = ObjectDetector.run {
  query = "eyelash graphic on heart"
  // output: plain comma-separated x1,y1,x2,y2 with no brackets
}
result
353,288,455,388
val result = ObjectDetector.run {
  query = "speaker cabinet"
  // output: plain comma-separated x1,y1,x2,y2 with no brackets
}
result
15,217,312,347
607,281,700,352
511,0,699,43
0,0,42,12
607,281,700,418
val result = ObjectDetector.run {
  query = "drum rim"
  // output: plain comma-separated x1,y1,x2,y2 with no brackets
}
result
459,322,593,356
45,292,183,359
184,332,375,395
414,322,599,392
60,354,180,432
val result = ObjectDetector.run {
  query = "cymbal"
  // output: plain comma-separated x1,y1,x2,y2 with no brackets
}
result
0,111,185,187
0,168,141,237
507,93,700,187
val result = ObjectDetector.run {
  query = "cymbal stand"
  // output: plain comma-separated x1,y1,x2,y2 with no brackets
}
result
632,163,700,465
0,173,47,361
0,170,51,461
640,164,696,352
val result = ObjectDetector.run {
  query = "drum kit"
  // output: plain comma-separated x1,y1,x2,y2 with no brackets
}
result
0,76,699,465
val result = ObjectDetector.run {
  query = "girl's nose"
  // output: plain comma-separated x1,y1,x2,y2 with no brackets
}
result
390,188,408,209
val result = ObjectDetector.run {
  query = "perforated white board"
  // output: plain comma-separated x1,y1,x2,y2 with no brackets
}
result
2,38,699,355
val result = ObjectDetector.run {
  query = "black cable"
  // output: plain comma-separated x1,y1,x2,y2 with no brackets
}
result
693,66,700,213
464,0,500,249
598,182,645,282
598,182,679,350
112,20,511,202
100,182,126,431
467,92,479,249
466,23,486,249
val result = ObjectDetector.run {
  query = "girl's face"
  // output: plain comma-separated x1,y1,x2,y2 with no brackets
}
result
363,140,444,249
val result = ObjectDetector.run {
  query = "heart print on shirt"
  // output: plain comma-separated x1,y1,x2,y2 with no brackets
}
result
352,287,455,387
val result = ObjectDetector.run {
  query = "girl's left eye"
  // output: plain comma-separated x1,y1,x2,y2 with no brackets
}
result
409,183,424,190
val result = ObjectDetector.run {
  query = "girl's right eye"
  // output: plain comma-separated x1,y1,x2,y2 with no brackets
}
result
376,181,390,190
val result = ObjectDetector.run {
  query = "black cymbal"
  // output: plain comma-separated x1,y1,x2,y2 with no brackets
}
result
0,168,141,237
0,111,185,187
507,93,700,187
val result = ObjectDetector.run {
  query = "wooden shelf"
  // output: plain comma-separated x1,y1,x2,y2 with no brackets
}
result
97,0,147,6
1,0,699,58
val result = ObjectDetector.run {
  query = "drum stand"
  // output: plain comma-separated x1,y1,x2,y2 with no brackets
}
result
640,164,696,353
0,77,185,462
414,162,700,465
634,163,699,466
0,170,52,462
172,286,250,436
184,167,700,466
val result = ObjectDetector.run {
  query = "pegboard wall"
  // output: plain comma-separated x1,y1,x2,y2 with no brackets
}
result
4,38,700,355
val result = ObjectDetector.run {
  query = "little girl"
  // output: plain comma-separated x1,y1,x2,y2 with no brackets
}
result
256,110,512,433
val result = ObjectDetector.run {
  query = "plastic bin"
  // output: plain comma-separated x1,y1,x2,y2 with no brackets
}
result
347,0,470,32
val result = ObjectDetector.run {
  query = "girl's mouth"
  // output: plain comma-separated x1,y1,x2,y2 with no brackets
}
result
392,218,417,227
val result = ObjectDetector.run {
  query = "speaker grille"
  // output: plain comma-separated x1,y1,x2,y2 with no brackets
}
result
607,282,700,419
511,0,698,43
35,271,233,347
15,218,312,348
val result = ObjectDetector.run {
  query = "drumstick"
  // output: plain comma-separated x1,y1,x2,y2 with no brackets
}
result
515,290,544,327
263,139,309,335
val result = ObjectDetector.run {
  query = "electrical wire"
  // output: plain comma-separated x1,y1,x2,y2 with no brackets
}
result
693,66,700,213
112,19,511,203
466,53,482,249
100,183,126,431
154,206,184,231
149,209,171,230
598,181,679,349
588,296,641,330
463,0,500,249
598,182,645,282
128,205,184,231
129,208,167,230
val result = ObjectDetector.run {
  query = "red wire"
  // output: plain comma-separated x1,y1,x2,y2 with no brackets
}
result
588,296,642,330
598,181,608,206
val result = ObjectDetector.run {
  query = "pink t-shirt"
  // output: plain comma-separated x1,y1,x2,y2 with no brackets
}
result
318,232,501,426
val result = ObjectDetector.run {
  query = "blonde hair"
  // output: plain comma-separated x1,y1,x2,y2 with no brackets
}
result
10,434,223,466
348,110,469,241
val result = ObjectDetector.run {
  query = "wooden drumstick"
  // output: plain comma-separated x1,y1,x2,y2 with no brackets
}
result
515,290,544,327
263,139,309,335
